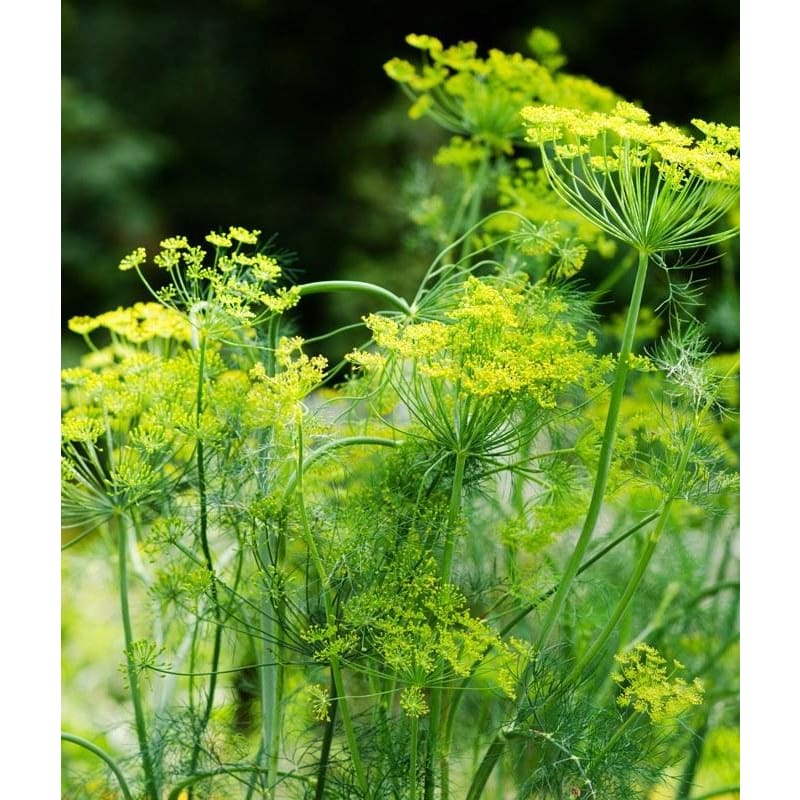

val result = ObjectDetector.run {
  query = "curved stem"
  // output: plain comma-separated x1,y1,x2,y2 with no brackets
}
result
261,586,283,799
282,436,399,501
465,729,521,800
536,248,649,651
298,280,412,314
61,731,134,800
166,766,285,800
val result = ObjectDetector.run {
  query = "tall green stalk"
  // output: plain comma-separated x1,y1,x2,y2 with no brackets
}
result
116,514,160,800
424,449,467,800
409,715,420,800
536,248,649,650
187,333,224,790
259,559,284,800
466,251,649,800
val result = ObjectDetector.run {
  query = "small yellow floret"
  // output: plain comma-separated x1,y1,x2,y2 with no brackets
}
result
118,247,147,272
205,231,233,248
228,226,261,244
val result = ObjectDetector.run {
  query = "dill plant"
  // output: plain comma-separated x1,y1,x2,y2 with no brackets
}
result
62,27,739,800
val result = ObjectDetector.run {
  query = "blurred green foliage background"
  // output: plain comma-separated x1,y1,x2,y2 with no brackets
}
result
62,0,738,359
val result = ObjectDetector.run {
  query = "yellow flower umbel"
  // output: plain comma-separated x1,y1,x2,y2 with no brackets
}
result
613,643,704,724
118,226,299,344
385,31,618,154
520,101,739,253
351,275,606,456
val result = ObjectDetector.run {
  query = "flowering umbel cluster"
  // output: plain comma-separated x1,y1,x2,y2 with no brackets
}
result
520,102,740,253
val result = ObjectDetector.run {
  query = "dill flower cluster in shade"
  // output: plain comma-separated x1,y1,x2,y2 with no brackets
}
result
520,102,740,253
354,276,602,410
384,31,618,153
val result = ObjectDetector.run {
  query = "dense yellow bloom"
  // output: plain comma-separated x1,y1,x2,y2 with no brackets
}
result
205,231,233,248
385,31,618,152
613,643,704,724
159,235,190,250
357,276,600,409
244,337,327,428
71,303,192,345
520,102,740,252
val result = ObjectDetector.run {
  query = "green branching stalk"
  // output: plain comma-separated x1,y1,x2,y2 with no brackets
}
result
166,766,304,800
296,423,369,795
465,728,524,800
116,514,160,800
568,358,734,682
442,510,661,793
61,731,135,800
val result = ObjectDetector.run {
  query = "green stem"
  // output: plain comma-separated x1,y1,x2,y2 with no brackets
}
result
455,154,490,261
116,515,160,800
188,334,224,789
441,510,661,787
465,729,521,800
566,425,699,683
296,423,369,795
166,766,298,800
675,712,709,800
536,248,649,651
425,450,468,800
314,671,339,800
61,731,134,800
298,280,412,314
409,715,420,800
260,589,283,799
440,451,467,585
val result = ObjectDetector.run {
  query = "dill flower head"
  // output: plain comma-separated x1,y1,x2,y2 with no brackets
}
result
385,32,618,154
351,275,606,454
613,643,704,724
519,102,740,253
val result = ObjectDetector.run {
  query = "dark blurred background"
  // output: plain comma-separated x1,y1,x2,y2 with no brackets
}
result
62,0,739,358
